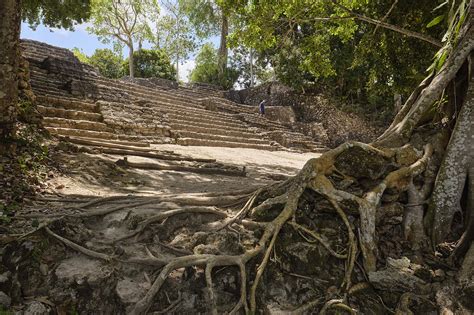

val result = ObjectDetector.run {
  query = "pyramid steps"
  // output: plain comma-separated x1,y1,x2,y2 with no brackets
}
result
175,130,268,145
37,106,102,122
176,138,276,150
170,123,259,139
45,127,162,143
43,117,111,132
22,39,328,152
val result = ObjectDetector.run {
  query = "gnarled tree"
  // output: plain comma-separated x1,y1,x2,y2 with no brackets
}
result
2,1,474,314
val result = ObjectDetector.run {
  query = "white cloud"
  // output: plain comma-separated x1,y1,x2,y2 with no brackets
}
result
178,59,195,83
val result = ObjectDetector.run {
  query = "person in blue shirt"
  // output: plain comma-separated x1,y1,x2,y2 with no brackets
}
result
259,99,267,116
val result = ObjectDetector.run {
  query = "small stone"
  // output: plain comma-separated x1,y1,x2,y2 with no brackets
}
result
39,263,49,276
432,269,445,282
24,301,48,315
0,271,11,285
0,291,11,308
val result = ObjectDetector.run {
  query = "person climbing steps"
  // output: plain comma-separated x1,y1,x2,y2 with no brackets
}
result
259,99,267,116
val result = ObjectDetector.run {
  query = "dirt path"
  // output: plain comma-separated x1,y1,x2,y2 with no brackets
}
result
3,145,325,314
44,145,320,197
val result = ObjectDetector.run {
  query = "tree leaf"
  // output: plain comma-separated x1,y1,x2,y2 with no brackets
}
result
427,15,444,28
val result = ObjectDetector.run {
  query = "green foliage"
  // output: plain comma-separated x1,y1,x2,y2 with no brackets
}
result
22,0,91,29
427,0,470,74
223,0,444,114
17,99,36,123
231,46,274,88
155,0,198,80
89,49,124,79
179,0,222,38
1,124,50,224
71,47,89,63
189,43,238,89
88,0,159,46
190,43,219,84
123,49,176,80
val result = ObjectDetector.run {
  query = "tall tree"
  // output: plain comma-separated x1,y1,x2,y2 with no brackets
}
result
156,0,197,81
179,0,230,85
0,0,22,147
0,0,91,149
224,0,444,111
87,0,159,78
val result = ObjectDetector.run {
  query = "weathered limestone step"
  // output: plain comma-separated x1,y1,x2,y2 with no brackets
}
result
36,95,98,112
176,138,276,151
171,123,259,139
168,113,248,130
61,136,151,148
94,81,204,110
45,127,163,143
170,118,251,133
37,105,103,122
95,78,203,108
32,86,76,99
166,108,243,124
175,130,269,145
43,117,111,132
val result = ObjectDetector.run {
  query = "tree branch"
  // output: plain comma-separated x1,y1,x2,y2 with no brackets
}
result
331,0,442,47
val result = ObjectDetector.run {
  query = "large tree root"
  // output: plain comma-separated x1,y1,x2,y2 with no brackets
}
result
125,141,434,313
15,140,437,314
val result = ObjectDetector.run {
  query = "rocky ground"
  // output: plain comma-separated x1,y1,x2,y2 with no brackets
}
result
1,142,472,314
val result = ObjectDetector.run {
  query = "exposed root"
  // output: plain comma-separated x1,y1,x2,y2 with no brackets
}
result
111,206,227,243
209,188,262,231
289,221,347,259
290,297,324,314
151,291,182,314
319,299,356,314
44,227,113,261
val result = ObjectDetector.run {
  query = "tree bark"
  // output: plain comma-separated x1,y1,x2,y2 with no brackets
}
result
0,0,21,146
217,12,229,85
128,42,135,78
425,59,474,246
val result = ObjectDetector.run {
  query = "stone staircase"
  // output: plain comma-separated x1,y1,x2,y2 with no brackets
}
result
21,39,327,152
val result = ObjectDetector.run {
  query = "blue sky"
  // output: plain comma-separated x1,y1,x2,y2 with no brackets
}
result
21,22,218,81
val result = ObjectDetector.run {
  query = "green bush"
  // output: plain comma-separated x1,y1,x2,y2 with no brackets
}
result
190,43,239,89
89,48,124,79
123,49,177,80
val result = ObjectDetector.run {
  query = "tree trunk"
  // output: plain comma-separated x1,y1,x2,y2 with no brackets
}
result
250,48,254,87
425,54,474,246
128,43,135,78
217,12,229,85
0,0,21,148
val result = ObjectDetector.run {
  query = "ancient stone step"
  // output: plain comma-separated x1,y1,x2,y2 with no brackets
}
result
37,105,103,122
45,127,166,143
175,130,269,145
176,138,276,151
169,118,251,134
36,95,98,112
43,117,111,132
168,113,248,130
93,80,205,110
171,123,259,139
60,136,151,148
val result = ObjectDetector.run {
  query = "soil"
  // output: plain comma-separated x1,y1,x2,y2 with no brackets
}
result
1,143,472,314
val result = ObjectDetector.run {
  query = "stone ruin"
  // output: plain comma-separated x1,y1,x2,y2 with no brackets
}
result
20,39,328,152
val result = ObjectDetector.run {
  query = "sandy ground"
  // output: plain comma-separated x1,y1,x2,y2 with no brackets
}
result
44,145,321,198
153,145,320,169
